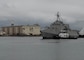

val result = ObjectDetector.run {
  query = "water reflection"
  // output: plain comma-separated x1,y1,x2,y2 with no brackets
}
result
56,43,61,60
56,40,60,43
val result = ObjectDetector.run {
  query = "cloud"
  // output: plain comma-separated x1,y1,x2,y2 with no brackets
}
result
0,0,84,29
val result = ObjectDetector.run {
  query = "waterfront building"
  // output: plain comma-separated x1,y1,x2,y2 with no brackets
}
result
21,24,41,35
1,24,41,36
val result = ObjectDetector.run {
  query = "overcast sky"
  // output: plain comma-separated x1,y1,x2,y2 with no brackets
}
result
0,0,84,30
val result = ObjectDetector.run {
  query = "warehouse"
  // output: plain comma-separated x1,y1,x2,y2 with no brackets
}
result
1,24,41,36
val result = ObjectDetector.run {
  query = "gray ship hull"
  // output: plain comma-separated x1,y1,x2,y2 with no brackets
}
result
41,32,60,39
41,31,79,39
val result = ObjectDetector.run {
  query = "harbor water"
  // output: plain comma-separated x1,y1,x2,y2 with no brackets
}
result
0,37,84,60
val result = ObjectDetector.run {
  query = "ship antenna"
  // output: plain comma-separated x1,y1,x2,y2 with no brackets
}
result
57,12,60,21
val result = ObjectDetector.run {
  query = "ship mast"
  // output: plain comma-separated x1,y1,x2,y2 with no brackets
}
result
56,12,60,21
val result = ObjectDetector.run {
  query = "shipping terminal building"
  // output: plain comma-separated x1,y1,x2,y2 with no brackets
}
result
0,24,41,36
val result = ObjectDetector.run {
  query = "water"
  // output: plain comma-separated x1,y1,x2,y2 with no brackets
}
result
0,37,84,60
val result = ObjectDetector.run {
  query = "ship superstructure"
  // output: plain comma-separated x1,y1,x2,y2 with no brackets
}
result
41,12,79,39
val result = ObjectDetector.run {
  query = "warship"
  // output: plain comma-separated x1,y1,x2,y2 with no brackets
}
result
41,12,79,39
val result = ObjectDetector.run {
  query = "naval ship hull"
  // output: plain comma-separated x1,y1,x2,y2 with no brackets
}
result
41,31,79,39
79,35,84,38
41,32,60,39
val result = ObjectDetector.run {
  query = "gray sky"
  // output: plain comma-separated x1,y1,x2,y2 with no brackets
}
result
0,0,84,30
